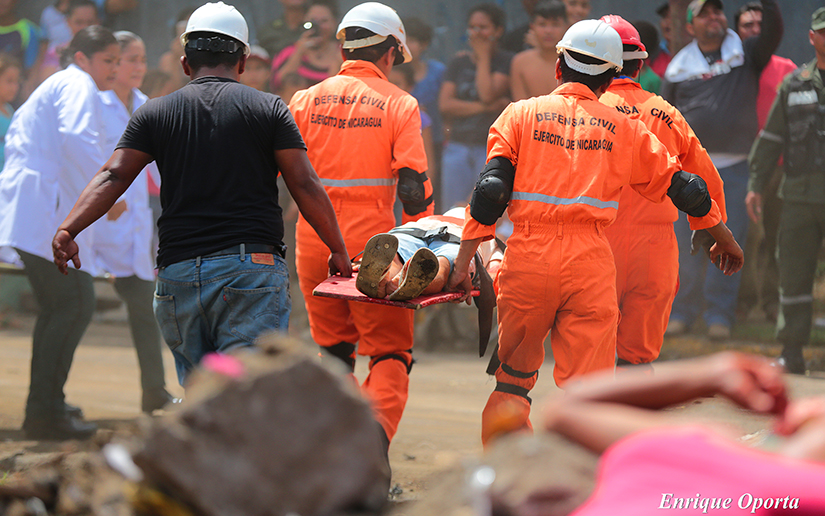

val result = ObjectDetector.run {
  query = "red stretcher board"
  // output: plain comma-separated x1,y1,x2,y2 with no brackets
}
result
312,275,479,310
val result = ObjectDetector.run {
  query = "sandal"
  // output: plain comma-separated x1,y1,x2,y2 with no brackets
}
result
355,234,399,298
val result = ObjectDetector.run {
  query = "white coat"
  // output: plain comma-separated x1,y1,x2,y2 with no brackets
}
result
91,88,157,281
0,64,105,275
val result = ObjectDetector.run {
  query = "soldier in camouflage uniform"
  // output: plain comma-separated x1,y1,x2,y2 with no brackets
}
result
746,7,825,374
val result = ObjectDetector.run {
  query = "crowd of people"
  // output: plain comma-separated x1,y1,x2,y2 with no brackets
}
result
0,0,823,495
2,0,825,511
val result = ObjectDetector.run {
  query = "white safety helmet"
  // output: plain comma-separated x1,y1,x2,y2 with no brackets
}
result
181,1,250,55
337,2,412,64
556,19,623,75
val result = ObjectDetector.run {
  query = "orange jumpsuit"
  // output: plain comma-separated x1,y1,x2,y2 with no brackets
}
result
289,60,433,442
461,82,722,444
600,78,726,365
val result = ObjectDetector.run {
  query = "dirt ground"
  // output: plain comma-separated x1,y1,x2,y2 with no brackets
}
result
2,311,825,506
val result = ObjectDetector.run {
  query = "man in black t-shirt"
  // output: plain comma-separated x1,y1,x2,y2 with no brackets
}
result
52,1,350,385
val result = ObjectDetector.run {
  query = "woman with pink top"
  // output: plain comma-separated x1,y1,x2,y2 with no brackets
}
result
269,0,341,92
515,352,825,515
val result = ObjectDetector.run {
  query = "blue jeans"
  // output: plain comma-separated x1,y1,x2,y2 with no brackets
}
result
441,141,488,210
154,250,291,385
392,231,460,266
670,160,750,328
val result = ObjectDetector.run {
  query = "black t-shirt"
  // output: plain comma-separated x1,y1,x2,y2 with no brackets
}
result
660,38,768,156
117,76,306,267
660,0,782,156
501,24,530,53
443,50,513,145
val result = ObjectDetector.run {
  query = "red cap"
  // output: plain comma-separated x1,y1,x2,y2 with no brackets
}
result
599,14,648,60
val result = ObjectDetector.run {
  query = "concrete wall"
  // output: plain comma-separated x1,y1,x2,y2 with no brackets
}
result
20,0,822,73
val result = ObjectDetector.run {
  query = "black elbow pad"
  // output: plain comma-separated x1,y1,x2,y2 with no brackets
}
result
470,157,516,225
667,170,711,218
397,167,433,215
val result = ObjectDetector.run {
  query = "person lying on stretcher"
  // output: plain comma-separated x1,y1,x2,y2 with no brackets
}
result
355,207,503,301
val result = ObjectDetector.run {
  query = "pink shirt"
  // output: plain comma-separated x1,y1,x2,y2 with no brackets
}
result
572,426,825,516
757,55,797,130
269,45,334,92
650,49,672,79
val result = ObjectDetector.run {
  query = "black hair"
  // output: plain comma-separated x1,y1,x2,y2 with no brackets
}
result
67,0,98,18
532,0,567,23
60,25,117,68
734,2,762,32
403,17,433,46
173,7,197,38
343,27,403,65
140,68,172,97
113,30,143,51
307,0,339,21
0,52,22,77
468,3,506,30
184,31,243,71
633,19,660,61
558,49,617,92
391,62,416,87
619,44,642,77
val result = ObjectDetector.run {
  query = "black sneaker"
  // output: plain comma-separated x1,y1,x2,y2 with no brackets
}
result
64,402,84,419
23,414,97,441
778,351,806,375
142,390,182,414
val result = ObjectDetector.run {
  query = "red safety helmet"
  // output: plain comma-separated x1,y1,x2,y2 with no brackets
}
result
599,15,648,61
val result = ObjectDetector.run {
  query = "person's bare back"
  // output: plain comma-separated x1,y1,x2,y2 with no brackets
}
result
510,47,558,100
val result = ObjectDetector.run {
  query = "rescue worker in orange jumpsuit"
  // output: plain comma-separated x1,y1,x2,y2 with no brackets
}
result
599,15,729,369
448,19,744,445
289,2,434,449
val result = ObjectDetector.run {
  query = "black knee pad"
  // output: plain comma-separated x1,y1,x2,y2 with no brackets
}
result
397,168,433,216
667,170,711,217
371,349,414,374
494,381,532,404
323,341,356,371
470,157,516,225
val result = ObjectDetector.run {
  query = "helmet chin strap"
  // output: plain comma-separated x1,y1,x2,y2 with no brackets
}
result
185,36,244,54
623,49,649,60
562,49,615,75
342,34,388,49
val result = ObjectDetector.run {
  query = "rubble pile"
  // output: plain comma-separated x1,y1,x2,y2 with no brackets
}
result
392,432,598,516
1,334,391,516
132,334,391,516
0,450,133,516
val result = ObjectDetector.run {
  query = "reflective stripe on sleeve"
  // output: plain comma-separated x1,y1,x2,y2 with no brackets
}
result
758,130,784,144
511,191,619,210
320,178,398,187
780,294,814,305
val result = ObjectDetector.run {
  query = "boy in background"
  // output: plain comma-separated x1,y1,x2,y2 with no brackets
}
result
510,0,568,101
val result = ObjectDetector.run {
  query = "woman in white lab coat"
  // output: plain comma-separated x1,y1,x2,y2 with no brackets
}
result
93,30,177,413
0,26,119,441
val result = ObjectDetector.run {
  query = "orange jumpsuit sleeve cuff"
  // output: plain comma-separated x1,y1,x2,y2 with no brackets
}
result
687,199,722,231
461,205,497,241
